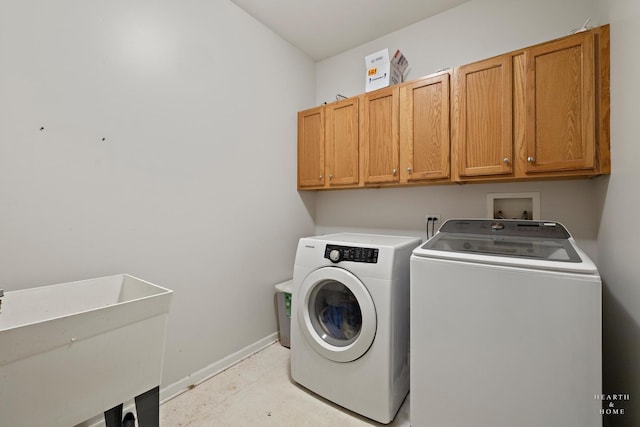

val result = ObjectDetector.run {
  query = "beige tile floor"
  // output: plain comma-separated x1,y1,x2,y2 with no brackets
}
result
160,343,410,426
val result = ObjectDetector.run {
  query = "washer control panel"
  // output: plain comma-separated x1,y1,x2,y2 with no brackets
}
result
324,244,379,263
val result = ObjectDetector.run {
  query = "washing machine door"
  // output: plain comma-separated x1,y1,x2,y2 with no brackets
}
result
297,266,377,362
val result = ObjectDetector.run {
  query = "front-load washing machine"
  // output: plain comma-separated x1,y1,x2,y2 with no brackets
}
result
410,219,602,427
291,233,421,424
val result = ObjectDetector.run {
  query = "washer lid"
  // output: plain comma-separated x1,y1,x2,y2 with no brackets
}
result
414,219,598,274
436,219,573,239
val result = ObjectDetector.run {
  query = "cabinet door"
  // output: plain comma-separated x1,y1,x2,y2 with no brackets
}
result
297,106,325,189
525,31,595,173
326,98,359,187
452,55,513,178
400,73,450,182
362,87,400,184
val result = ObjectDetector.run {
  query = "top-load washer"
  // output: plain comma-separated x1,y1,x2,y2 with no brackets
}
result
291,233,421,424
410,219,602,427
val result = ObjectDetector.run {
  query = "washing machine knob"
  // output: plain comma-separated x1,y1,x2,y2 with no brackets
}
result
329,249,341,262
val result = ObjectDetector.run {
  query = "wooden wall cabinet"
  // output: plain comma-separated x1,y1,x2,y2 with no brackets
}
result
326,97,360,187
297,106,324,189
400,72,451,183
298,76,451,190
524,30,597,174
298,24,609,190
451,57,513,180
361,86,400,185
452,24,610,182
360,74,451,187
297,98,359,189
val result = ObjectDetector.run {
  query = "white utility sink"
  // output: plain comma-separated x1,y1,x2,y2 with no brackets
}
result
0,274,173,426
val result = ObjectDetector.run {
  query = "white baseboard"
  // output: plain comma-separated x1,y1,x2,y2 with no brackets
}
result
78,332,279,427
160,332,279,403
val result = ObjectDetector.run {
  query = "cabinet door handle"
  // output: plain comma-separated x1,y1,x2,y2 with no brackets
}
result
319,175,323,180
527,156,535,163
392,168,397,176
503,157,510,164
407,167,412,173
329,174,333,180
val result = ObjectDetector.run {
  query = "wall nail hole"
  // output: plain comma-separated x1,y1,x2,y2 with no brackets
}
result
39,127,45,131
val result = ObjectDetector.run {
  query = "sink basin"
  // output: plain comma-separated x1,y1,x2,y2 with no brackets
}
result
0,274,173,426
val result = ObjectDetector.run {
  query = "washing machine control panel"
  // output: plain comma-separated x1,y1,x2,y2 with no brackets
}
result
324,244,379,263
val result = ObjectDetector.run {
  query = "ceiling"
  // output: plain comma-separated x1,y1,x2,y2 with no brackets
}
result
229,0,470,61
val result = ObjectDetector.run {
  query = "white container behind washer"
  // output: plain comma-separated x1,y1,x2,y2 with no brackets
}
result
410,219,602,427
291,233,421,424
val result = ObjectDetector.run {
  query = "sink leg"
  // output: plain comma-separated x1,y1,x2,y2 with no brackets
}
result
104,403,123,427
135,386,160,427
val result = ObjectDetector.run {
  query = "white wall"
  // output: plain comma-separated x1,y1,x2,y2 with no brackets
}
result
596,1,640,426
314,0,602,104
0,0,316,393
315,180,599,257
